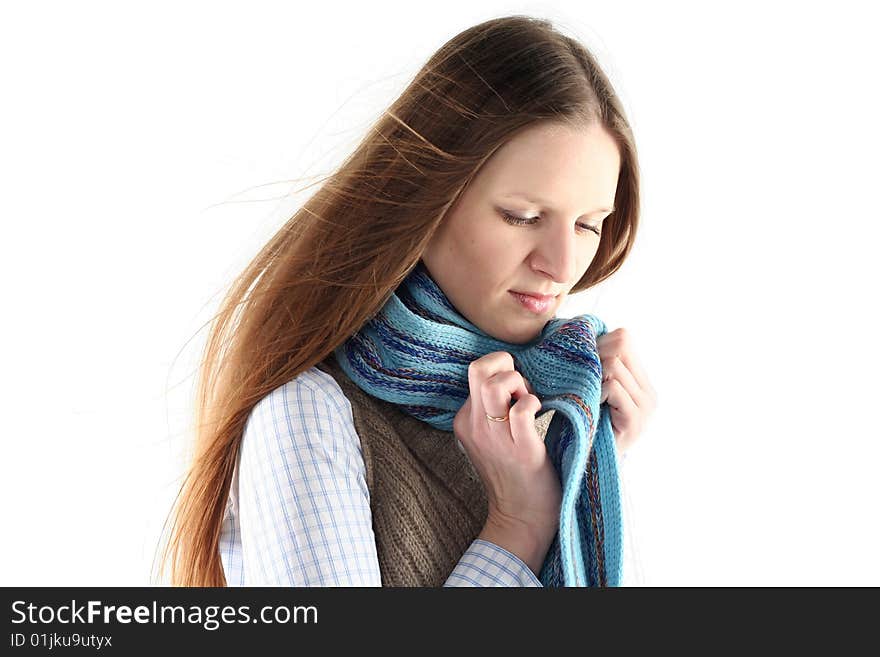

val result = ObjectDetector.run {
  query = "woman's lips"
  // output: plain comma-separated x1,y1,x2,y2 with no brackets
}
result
509,291,557,314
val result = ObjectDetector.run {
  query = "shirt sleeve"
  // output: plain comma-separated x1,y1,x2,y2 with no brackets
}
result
235,369,381,585
235,368,543,587
444,539,543,587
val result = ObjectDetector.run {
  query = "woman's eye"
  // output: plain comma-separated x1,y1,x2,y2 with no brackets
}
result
500,210,601,236
500,210,538,226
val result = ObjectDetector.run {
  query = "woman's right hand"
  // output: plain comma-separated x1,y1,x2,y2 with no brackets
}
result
453,351,562,568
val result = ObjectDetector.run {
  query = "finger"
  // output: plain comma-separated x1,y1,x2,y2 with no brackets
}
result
603,378,637,423
619,352,653,397
467,351,516,432
602,355,646,408
598,331,653,394
508,392,543,447
481,369,530,439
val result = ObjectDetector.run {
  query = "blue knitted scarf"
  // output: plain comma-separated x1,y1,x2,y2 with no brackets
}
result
333,260,623,587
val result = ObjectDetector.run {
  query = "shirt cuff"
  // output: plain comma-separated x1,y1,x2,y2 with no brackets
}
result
443,538,543,587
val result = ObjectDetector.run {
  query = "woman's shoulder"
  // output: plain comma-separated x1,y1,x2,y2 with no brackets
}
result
252,365,353,421
233,365,369,512
241,366,358,460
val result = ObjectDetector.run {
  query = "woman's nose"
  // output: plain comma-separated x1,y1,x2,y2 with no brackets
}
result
532,223,579,284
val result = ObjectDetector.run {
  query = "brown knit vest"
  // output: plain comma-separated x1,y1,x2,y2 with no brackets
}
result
314,354,556,587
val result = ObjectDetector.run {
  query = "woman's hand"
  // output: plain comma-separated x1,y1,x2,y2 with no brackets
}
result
597,327,658,455
454,351,563,554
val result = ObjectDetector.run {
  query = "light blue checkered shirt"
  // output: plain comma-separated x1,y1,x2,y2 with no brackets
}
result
219,366,638,586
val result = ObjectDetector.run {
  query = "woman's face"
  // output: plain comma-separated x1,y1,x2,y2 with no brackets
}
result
420,121,621,344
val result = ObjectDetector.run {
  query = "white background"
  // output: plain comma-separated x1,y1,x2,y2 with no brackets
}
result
2,0,877,586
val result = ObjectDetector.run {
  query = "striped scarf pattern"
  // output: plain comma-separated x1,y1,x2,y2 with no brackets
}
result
333,261,623,587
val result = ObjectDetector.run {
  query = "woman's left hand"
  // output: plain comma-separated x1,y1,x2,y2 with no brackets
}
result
597,328,658,456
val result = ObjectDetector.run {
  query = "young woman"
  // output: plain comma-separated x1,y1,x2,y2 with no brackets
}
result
158,15,657,587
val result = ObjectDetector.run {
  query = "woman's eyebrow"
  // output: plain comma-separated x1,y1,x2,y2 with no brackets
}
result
501,192,614,215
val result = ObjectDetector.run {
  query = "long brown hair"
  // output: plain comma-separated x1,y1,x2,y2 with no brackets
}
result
155,14,641,586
